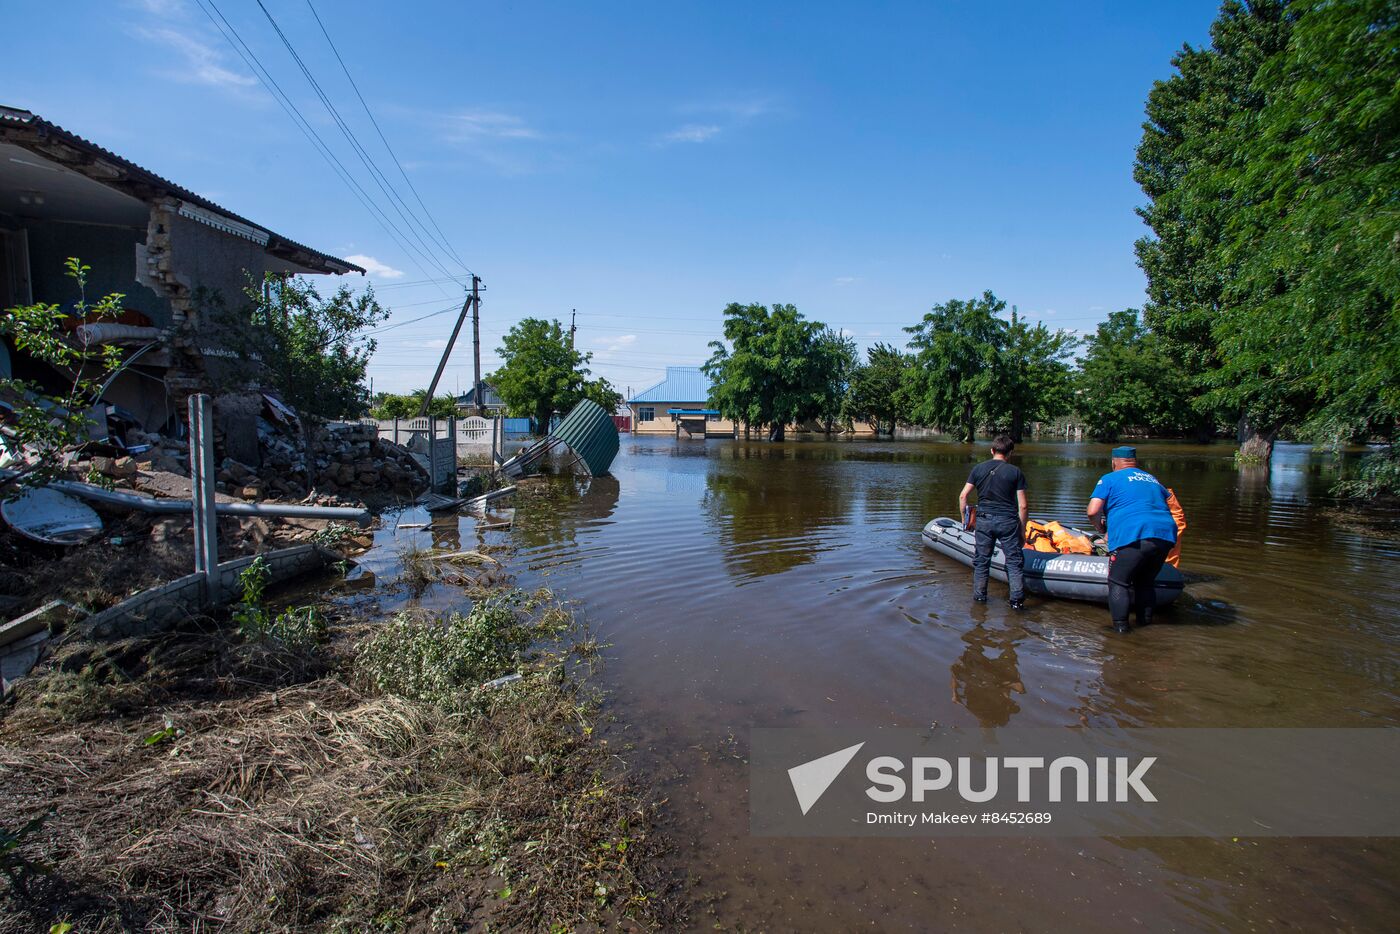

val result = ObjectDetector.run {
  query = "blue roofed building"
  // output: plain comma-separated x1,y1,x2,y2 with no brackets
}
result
627,366,734,438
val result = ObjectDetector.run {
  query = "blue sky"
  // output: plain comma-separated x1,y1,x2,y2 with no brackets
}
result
5,0,1220,397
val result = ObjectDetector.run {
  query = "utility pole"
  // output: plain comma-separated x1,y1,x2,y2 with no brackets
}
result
568,308,576,351
419,279,479,417
470,275,483,416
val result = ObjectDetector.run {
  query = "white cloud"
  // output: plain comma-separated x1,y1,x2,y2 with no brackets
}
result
446,110,541,142
662,123,722,144
134,26,257,91
129,0,185,14
595,334,638,354
346,255,405,279
833,276,860,285
866,330,881,337
683,96,780,120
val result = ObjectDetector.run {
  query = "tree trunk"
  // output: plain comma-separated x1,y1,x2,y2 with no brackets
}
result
769,422,786,442
1236,416,1280,465
961,398,975,444
1010,410,1025,444
301,418,317,493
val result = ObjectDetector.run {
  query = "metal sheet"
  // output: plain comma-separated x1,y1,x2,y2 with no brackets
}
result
549,399,619,476
2,487,104,545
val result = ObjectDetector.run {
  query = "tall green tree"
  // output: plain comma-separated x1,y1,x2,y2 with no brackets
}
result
902,291,1008,443
703,303,828,441
1076,310,1191,440
489,318,620,434
1134,0,1294,443
991,309,1078,442
1213,0,1400,451
236,273,387,422
813,327,859,434
843,342,912,437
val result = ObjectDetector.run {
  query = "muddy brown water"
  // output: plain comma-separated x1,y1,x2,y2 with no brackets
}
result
359,437,1400,931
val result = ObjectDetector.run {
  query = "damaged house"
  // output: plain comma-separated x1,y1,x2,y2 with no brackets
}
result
0,105,430,505
0,104,363,434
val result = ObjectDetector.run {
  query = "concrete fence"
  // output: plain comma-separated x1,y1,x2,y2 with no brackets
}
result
82,544,337,640
367,417,531,463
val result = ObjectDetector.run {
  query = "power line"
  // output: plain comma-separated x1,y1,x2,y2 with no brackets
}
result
193,0,456,296
364,303,465,336
252,0,467,284
303,0,472,278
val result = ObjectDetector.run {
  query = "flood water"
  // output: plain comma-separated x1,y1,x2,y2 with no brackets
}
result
493,436,1399,931
346,437,1399,929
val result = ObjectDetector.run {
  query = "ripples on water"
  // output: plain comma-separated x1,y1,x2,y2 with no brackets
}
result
499,438,1399,930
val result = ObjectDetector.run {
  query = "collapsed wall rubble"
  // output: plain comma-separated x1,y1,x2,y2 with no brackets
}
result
74,398,429,503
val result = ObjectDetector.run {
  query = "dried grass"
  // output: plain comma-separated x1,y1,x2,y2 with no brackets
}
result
0,596,678,932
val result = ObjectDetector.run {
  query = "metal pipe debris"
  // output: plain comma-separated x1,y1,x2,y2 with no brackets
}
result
44,480,371,526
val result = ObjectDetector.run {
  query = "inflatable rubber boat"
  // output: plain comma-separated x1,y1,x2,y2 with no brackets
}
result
921,517,1185,607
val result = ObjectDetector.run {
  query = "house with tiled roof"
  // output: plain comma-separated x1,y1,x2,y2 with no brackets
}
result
627,366,734,438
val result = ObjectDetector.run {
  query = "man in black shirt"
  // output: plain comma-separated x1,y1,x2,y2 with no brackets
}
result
957,434,1028,609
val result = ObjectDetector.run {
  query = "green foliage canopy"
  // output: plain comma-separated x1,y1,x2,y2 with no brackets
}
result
702,303,831,441
1212,0,1400,444
843,342,912,436
1134,0,1294,437
371,390,457,420
234,274,388,421
1076,310,1191,440
489,318,621,433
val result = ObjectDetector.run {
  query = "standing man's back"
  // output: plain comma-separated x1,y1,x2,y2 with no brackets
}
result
958,435,1029,609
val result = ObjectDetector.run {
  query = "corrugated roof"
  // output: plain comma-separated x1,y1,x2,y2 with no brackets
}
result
629,366,712,404
0,105,363,276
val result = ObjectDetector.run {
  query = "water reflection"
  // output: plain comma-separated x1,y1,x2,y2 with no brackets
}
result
702,452,850,582
512,475,620,553
949,619,1026,727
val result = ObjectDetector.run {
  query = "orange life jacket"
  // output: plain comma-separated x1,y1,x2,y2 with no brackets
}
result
1024,520,1059,552
1024,520,1094,555
1165,488,1187,567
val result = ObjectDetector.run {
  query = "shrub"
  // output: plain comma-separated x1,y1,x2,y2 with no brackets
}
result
231,557,326,651
1334,447,1400,501
355,597,532,710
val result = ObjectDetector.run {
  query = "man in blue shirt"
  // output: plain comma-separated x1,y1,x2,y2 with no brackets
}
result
1086,446,1178,634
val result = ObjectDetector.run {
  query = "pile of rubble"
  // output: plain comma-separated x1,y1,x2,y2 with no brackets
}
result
75,395,429,505
242,421,428,501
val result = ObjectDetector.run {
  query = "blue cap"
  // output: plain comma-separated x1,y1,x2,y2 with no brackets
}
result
1111,446,1137,459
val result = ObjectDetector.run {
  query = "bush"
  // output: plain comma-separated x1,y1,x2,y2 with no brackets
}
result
355,597,532,710
1334,447,1400,501
231,557,326,651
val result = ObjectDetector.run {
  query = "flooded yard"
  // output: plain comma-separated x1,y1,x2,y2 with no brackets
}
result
499,436,1399,930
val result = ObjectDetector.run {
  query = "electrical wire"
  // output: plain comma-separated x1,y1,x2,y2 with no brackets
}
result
193,0,456,296
303,0,472,278
252,0,467,285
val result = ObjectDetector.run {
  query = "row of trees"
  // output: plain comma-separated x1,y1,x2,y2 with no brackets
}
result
704,0,1397,463
1134,0,1398,460
702,294,1083,443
